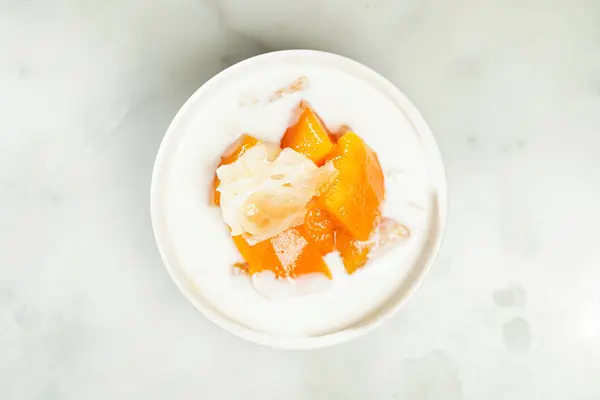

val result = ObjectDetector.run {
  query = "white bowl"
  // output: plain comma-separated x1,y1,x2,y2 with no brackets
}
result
151,50,447,349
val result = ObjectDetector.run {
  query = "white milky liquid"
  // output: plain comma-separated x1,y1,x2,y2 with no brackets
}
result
162,58,435,336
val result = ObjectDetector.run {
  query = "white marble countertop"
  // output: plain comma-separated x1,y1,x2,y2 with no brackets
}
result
2,0,600,398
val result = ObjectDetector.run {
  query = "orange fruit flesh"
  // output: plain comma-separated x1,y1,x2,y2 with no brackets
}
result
319,131,384,242
328,124,351,144
303,199,335,255
217,133,333,280
218,112,385,277
335,229,370,274
233,226,331,279
212,134,260,205
280,101,334,166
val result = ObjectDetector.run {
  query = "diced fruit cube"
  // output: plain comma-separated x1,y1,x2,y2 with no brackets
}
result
280,101,334,165
335,229,371,274
233,226,331,279
303,199,335,255
232,235,282,276
319,131,384,241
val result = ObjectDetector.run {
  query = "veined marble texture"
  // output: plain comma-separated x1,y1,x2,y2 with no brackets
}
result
1,0,600,399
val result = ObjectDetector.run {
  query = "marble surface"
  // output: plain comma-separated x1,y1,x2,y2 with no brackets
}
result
1,0,600,398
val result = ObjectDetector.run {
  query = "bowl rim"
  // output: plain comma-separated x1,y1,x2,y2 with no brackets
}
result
150,49,448,350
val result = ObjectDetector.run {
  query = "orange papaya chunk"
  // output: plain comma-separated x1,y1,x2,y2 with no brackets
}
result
328,124,351,144
212,134,260,205
233,226,331,279
303,199,335,255
232,235,283,276
280,101,333,165
336,229,370,274
320,131,384,241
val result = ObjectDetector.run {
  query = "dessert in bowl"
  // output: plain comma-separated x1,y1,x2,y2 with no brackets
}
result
151,50,447,349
